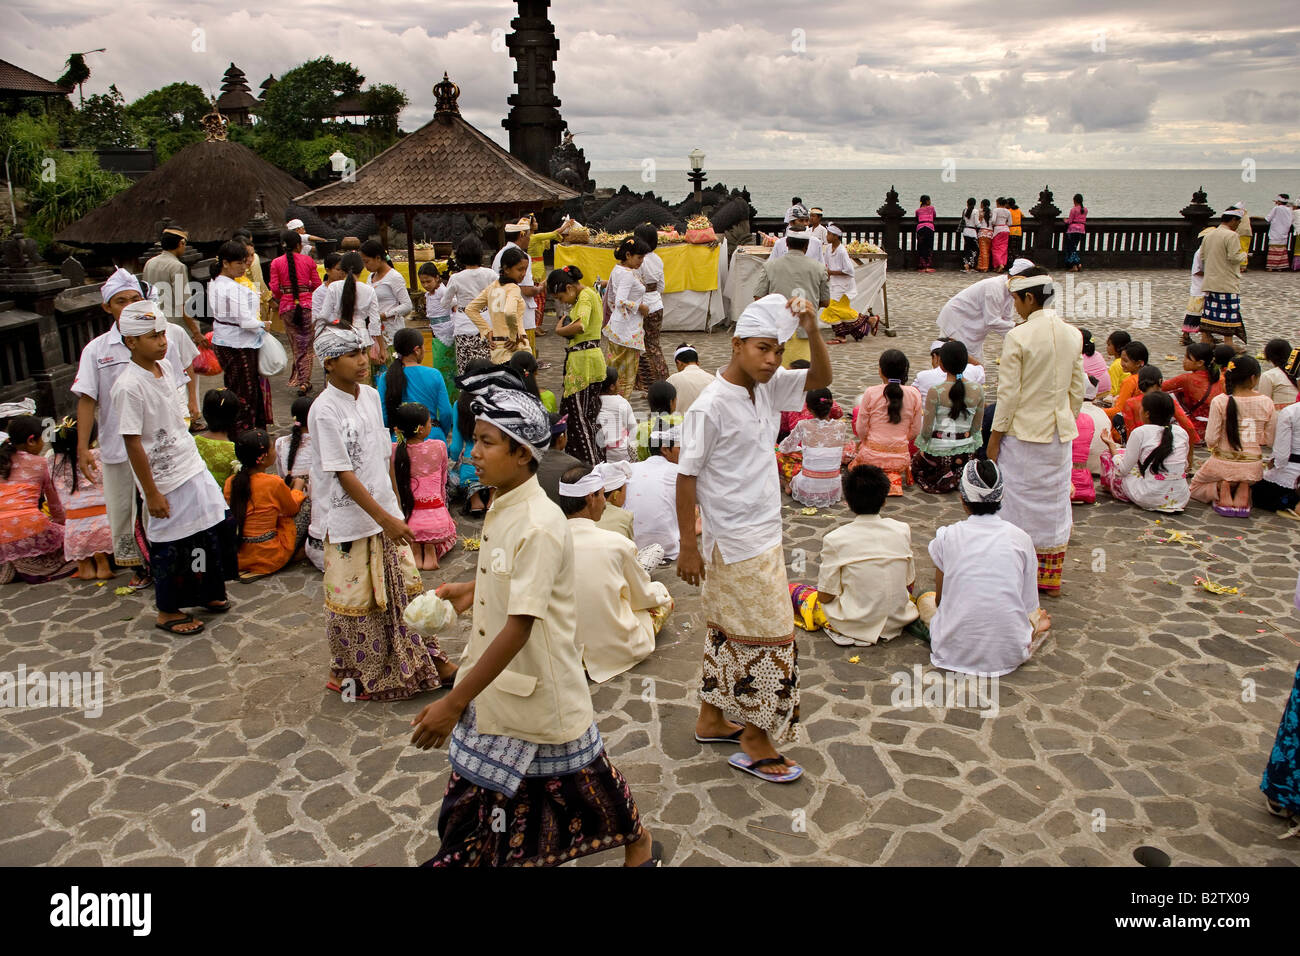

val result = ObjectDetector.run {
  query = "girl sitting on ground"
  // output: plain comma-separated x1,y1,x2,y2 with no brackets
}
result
509,350,558,414
0,415,72,584
1099,391,1191,513
777,388,856,506
448,384,489,518
1260,338,1298,409
52,418,113,580
597,368,638,463
852,349,922,495
195,388,243,486
911,340,984,495
225,428,308,578
1255,397,1300,518
1188,355,1277,517
1161,343,1218,442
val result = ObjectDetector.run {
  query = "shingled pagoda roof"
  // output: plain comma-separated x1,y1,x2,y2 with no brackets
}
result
0,58,72,97
293,73,578,215
57,138,307,248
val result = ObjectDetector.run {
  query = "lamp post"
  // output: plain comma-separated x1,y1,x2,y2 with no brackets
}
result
687,147,707,208
329,149,354,182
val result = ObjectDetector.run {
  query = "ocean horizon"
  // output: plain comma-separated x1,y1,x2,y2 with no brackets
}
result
591,168,1300,220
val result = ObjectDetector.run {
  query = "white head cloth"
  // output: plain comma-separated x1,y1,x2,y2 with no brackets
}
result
826,223,844,238
785,227,810,242
1275,194,1289,203
1223,204,1246,218
101,267,143,304
735,293,798,343
930,339,948,352
673,344,697,361
117,300,167,336
959,460,1003,504
1009,273,1054,294
314,326,365,359
595,460,633,492
558,471,605,498
0,399,36,419
1008,258,1035,276
286,218,305,230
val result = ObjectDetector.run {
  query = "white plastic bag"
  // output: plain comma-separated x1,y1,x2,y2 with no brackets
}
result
258,332,288,377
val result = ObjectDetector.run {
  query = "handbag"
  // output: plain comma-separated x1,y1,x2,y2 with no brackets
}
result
259,332,288,376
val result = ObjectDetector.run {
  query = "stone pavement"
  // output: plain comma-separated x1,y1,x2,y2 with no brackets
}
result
2,267,1298,867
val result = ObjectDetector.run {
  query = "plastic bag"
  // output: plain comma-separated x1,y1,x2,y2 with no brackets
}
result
192,346,222,376
259,333,288,377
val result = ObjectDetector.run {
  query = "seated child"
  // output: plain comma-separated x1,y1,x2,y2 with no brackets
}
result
391,402,457,569
1079,377,1115,476
625,423,683,560
51,418,113,580
911,339,987,404
1188,355,1277,516
596,368,637,462
779,360,845,441
224,428,307,578
1103,340,1147,413
194,388,243,486
1253,399,1300,517
1116,366,1198,443
809,464,919,647
1079,329,1112,403
1261,338,1298,409
633,381,682,461
1104,330,1131,397
1162,343,1218,442
0,414,72,584
448,387,489,517
276,395,315,485
1099,391,1191,512
852,349,922,495
776,388,855,505
1205,343,1237,404
911,340,984,494
559,464,673,683
595,460,635,540
1070,405,1096,504
920,459,1050,676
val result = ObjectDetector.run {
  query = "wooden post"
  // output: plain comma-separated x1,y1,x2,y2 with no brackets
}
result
404,209,417,291
378,212,391,250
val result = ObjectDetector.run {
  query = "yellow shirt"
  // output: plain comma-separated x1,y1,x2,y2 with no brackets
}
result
1107,357,1126,396
463,476,594,743
991,309,1087,442
527,231,561,283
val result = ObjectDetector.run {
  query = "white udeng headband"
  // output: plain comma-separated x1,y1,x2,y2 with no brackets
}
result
558,472,605,497
674,345,696,360
1008,274,1053,294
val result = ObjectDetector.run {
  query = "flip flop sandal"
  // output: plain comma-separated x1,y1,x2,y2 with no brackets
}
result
202,600,232,614
127,575,152,591
155,614,204,635
694,727,744,744
728,751,803,783
325,680,372,701
636,839,666,867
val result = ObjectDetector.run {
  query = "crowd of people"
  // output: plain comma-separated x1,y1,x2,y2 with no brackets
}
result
2,203,1297,866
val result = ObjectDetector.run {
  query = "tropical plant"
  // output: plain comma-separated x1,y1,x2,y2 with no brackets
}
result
361,83,408,136
0,113,61,188
57,53,92,105
25,151,130,248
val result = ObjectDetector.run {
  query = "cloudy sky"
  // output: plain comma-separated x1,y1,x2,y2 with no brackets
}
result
5,0,1298,170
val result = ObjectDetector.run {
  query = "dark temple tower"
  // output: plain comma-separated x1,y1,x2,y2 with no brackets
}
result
501,0,566,177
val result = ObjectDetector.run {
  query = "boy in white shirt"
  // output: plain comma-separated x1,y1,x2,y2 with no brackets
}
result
112,301,236,635
676,293,831,784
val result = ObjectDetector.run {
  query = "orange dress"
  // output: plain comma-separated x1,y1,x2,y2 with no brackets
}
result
223,471,306,575
0,451,65,563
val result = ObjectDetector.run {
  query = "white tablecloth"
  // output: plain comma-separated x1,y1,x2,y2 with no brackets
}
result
723,248,887,326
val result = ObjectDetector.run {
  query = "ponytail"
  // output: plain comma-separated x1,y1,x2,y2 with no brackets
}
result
879,349,909,425
1187,343,1217,385
229,429,271,538
1221,355,1260,451
338,251,364,327
1080,329,1096,357
391,403,430,520
1137,391,1175,476
281,229,304,327
385,328,424,426
807,388,833,419
0,415,40,480
284,395,313,482
937,341,968,419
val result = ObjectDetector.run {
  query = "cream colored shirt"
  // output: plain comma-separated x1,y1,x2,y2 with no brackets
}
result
816,513,918,645
991,308,1087,443
568,517,669,683
666,363,715,415
1259,366,1297,407
596,502,635,540
463,476,594,743
1200,225,1246,294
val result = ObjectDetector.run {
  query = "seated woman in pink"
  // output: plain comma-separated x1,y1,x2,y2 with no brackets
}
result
1069,410,1096,503
852,349,923,495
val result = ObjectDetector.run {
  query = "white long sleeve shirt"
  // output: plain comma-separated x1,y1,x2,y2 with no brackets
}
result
370,269,414,341
317,278,380,345
208,275,264,349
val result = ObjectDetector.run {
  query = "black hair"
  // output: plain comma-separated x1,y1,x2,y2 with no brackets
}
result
842,463,890,516
807,388,833,420
1136,365,1163,392
385,328,425,426
202,388,242,436
322,251,343,274
339,251,365,326
160,230,184,251
0,415,42,480
1073,193,1084,205
789,359,811,369
217,239,247,269
996,197,1005,205
284,395,313,482
456,235,484,268
879,349,909,424
418,260,441,280
501,434,542,473
645,414,677,457
647,380,676,414
231,229,253,245
1080,328,1096,357
1211,344,1236,376
674,341,697,364
1265,338,1296,384
228,428,272,538
391,402,431,520
1185,342,1218,385
498,245,527,284
52,419,91,493
546,265,583,294
1137,391,1176,477
280,229,305,327
633,223,659,252
785,232,809,250
964,197,976,215
1122,341,1149,365
360,239,391,266
558,464,598,515
1007,198,1017,208
930,338,951,355
455,389,476,443
964,459,1002,515
937,340,969,418
601,367,620,394
614,237,652,262
508,351,542,400
791,197,802,205
919,194,931,204
1222,354,1260,451
1010,266,1054,308
1107,330,1131,350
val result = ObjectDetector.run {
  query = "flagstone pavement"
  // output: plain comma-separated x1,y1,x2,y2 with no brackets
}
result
2,267,1298,867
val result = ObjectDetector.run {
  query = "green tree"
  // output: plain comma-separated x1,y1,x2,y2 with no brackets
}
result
26,151,130,249
0,113,60,187
75,84,133,149
57,53,92,105
361,83,408,136
127,82,210,160
258,57,364,140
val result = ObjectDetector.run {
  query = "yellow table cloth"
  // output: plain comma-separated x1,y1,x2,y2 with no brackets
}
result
554,243,720,293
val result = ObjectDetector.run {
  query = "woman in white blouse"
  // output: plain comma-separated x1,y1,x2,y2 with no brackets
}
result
605,237,650,399
960,198,980,272
317,251,381,350
444,236,496,374
362,239,413,345
208,239,271,430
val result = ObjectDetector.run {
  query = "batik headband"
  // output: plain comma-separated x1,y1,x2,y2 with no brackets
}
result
314,326,365,359
471,386,551,461
959,460,1003,504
